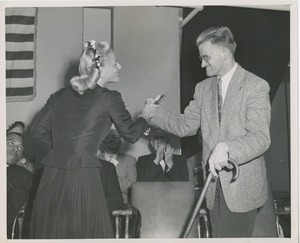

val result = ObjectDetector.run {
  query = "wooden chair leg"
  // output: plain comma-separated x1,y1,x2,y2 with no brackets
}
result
198,208,210,238
112,208,134,238
124,215,130,238
114,216,121,238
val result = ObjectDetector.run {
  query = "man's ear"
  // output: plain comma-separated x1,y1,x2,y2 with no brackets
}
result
222,48,231,60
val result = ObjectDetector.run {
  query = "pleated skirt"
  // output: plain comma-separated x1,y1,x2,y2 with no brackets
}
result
30,166,114,239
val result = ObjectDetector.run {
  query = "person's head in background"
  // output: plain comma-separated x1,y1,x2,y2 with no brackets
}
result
150,128,170,153
101,128,122,155
6,121,25,166
70,40,122,95
196,26,236,78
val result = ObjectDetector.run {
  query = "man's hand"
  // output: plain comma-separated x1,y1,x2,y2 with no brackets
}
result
141,95,161,121
208,142,229,177
153,144,166,165
164,144,174,169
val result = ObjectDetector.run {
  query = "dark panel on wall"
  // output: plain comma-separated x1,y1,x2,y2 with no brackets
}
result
180,6,290,158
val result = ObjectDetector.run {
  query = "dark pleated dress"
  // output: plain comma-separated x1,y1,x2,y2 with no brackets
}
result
30,86,146,239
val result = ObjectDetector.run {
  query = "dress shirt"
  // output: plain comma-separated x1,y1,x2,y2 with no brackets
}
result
157,159,171,173
218,62,238,104
104,153,119,167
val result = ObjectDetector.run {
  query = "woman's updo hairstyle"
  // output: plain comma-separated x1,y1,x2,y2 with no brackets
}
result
70,40,112,95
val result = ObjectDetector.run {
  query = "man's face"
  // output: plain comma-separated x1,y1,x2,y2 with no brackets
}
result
7,133,24,166
102,129,121,153
198,41,226,77
151,133,168,153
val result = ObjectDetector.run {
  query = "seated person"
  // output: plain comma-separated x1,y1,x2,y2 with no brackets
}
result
99,159,126,214
137,128,188,182
6,121,32,239
16,153,36,174
98,128,137,204
187,130,204,188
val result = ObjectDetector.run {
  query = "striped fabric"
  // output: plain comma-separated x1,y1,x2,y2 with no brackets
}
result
6,8,37,102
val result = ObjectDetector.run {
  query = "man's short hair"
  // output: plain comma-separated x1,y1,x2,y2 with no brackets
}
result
151,128,169,142
6,121,25,138
196,26,237,55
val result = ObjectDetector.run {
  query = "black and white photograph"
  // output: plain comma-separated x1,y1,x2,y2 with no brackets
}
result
1,0,298,242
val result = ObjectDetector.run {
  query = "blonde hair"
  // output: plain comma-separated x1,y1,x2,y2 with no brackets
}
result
70,41,112,95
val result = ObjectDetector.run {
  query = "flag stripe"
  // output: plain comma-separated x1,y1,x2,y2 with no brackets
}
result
6,59,34,70
6,15,35,25
6,77,35,88
6,87,34,96
6,51,34,60
6,42,34,52
6,33,34,42
6,24,35,34
6,69,33,79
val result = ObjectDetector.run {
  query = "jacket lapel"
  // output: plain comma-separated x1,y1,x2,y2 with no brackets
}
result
219,65,245,139
205,76,220,144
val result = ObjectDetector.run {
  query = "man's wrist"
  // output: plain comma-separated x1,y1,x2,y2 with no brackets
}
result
220,142,229,153
153,159,160,165
138,113,152,123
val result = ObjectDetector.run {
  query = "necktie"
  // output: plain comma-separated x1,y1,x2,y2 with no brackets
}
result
217,78,223,123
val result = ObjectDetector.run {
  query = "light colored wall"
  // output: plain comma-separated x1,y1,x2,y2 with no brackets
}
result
6,6,181,161
113,6,181,158
6,7,83,127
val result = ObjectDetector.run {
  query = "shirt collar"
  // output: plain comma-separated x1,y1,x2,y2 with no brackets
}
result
104,153,117,161
219,62,238,84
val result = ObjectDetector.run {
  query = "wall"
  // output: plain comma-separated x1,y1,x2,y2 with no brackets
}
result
113,6,181,158
6,7,83,126
6,6,181,163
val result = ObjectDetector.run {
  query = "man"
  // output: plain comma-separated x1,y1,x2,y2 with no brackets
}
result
142,26,271,237
99,159,126,213
7,121,32,238
98,128,137,204
137,128,188,182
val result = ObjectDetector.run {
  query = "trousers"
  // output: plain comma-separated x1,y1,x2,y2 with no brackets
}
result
209,179,258,237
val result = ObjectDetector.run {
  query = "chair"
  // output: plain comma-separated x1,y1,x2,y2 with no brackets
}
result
130,181,200,238
112,206,141,238
11,203,27,239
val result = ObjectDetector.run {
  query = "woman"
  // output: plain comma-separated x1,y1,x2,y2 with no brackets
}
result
30,41,150,239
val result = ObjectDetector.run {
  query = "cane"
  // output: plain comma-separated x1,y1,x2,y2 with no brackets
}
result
182,158,239,238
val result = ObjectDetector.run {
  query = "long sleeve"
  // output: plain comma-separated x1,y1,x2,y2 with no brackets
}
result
137,155,189,182
7,166,32,225
165,155,189,181
108,91,147,143
137,155,165,182
30,88,67,153
224,78,271,165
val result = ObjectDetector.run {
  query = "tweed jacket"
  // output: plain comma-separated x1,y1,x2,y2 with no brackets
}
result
151,64,271,213
98,153,137,203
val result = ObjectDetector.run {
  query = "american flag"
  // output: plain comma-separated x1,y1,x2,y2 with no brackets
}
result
6,7,37,102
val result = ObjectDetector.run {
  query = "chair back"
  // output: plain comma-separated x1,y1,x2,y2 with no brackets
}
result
131,181,198,238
